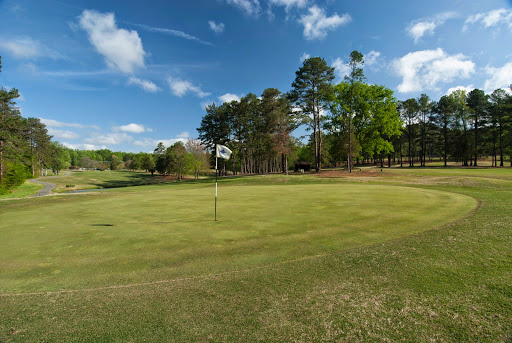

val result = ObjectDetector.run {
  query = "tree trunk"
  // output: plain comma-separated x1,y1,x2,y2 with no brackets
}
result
499,123,504,167
0,139,3,181
313,118,318,172
474,114,478,166
348,114,352,173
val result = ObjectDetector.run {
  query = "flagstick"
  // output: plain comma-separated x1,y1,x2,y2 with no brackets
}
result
215,155,218,221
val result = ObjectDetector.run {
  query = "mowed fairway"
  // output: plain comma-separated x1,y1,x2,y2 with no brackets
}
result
1,183,475,294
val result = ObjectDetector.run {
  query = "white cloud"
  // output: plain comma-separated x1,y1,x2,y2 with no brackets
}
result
40,118,100,130
168,77,210,97
134,23,213,46
84,132,133,145
446,85,474,96
127,77,160,93
177,132,190,139
300,52,310,62
78,10,146,73
0,37,63,60
407,12,456,43
134,137,187,148
484,62,512,93
408,21,436,43
269,0,308,12
219,93,241,103
299,6,351,40
332,57,350,79
393,48,475,93
365,50,381,66
208,21,225,34
47,128,80,140
113,123,150,133
225,0,261,16
464,8,512,31
201,100,215,109
62,142,108,150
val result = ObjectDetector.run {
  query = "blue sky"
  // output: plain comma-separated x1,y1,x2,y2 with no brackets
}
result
1,0,512,152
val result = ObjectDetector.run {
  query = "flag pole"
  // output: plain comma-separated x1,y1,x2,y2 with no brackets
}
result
215,152,218,221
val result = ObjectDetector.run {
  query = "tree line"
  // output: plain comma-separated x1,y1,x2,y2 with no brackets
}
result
198,88,295,175
197,53,402,174
198,53,512,173
396,88,512,168
0,57,70,194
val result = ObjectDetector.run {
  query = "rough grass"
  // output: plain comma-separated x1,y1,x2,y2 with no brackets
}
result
1,169,511,342
0,180,44,200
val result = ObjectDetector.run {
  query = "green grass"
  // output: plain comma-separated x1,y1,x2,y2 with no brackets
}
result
0,183,475,293
384,166,512,182
1,170,511,342
0,180,44,200
48,170,169,192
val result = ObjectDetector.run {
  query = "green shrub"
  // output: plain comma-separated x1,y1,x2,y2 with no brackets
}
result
1,163,31,190
0,185,9,195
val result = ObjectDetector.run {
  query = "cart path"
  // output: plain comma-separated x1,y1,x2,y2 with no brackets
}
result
28,172,70,197
28,178,56,197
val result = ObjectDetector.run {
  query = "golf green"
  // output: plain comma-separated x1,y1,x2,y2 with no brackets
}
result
0,183,476,294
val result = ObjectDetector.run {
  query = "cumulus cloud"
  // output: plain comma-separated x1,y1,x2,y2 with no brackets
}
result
127,77,160,93
84,132,133,145
446,85,475,96
299,6,351,40
40,118,100,130
78,9,146,73
168,77,210,97
0,37,63,60
219,93,241,103
408,22,436,43
332,57,351,79
201,100,216,109
407,12,456,43
62,142,108,150
300,52,310,62
134,23,213,45
393,48,475,93
208,21,225,34
113,123,151,133
464,8,512,31
365,50,381,67
47,128,80,140
225,0,261,16
269,0,308,12
484,62,512,93
134,137,188,148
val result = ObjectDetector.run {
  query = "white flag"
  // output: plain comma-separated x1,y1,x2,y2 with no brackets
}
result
216,144,232,160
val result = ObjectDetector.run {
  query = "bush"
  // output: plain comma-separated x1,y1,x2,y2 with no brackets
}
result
0,185,9,195
1,163,31,190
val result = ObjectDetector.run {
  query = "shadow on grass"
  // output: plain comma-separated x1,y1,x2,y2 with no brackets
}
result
89,172,293,190
90,173,170,189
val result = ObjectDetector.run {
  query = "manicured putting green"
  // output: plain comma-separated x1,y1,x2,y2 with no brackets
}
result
0,183,476,293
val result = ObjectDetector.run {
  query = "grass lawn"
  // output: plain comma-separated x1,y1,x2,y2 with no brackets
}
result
1,169,511,342
0,180,44,200
47,170,168,192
